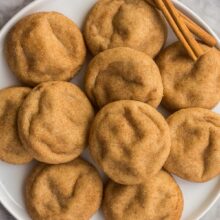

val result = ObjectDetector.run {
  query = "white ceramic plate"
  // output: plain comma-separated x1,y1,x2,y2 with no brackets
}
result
0,0,220,219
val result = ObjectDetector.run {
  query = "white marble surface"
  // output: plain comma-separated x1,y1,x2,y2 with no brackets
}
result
0,0,220,219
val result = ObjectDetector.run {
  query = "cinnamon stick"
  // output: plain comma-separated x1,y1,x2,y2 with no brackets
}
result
180,12,217,46
154,0,198,60
163,0,204,58
146,0,217,47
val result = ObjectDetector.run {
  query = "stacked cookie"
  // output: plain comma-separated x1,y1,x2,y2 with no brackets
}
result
2,11,103,220
1,0,220,220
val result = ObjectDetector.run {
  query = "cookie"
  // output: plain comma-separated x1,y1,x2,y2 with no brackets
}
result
103,170,183,220
5,12,86,86
156,41,220,111
0,87,32,164
18,81,94,164
25,158,103,220
84,0,167,57
85,47,163,108
165,108,220,182
89,100,171,185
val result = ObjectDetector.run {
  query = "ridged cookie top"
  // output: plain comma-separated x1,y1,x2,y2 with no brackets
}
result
103,170,183,220
84,0,167,57
165,108,220,182
156,41,220,110
0,87,32,164
89,100,170,184
25,158,103,220
85,47,163,108
5,12,86,86
18,81,94,164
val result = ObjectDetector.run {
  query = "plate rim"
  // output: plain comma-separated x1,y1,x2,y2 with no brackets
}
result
0,0,220,219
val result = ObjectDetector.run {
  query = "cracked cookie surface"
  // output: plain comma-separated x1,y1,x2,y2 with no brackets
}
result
165,108,220,182
89,100,171,185
5,12,86,86
0,87,32,164
25,158,103,220
85,47,163,108
156,41,220,111
84,0,167,57
103,170,183,220
18,81,94,164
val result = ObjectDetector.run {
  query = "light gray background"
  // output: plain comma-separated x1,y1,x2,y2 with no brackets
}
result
0,0,220,219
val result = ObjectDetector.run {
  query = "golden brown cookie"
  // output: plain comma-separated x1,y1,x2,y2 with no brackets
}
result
84,0,167,57
165,108,220,182
89,100,171,185
103,170,183,220
18,81,94,164
156,41,220,111
5,12,86,86
0,87,32,164
85,47,163,108
25,158,103,220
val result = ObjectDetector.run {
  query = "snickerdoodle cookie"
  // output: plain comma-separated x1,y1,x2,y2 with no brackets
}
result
103,170,183,220
89,100,171,185
18,81,94,164
165,108,220,182
85,47,163,108
156,41,220,111
5,12,86,86
84,0,167,57
25,158,103,220
0,87,32,164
